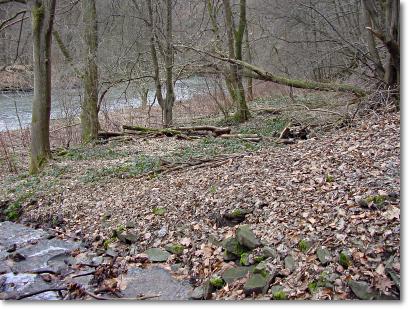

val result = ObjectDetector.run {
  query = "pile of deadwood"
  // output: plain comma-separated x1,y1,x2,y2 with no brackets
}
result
278,124,310,144
98,125,262,142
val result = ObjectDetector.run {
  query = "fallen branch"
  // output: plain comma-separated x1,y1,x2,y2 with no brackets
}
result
219,134,262,142
176,45,368,97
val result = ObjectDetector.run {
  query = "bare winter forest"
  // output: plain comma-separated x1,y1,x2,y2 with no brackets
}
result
0,0,400,301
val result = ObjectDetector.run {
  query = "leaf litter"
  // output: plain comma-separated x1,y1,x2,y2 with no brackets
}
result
14,111,401,300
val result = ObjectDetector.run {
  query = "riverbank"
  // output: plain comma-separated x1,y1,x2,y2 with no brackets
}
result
0,89,400,300
0,66,33,92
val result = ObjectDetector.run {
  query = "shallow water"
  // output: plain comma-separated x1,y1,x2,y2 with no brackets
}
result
0,77,209,131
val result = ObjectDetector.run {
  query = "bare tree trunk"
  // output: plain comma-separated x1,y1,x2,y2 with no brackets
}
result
29,0,56,174
163,0,175,127
146,0,164,112
81,0,99,143
362,0,385,80
244,21,253,101
223,0,250,122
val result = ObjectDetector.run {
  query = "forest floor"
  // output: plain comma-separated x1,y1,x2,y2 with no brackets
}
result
0,93,401,300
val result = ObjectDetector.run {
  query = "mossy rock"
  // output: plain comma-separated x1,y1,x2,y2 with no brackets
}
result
165,243,184,255
339,251,351,269
271,285,287,300
240,252,250,266
222,266,253,284
254,262,268,277
236,225,261,249
209,276,225,289
243,273,270,296
222,237,247,256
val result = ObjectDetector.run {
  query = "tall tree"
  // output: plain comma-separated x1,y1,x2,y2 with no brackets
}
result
222,0,250,122
81,0,99,142
163,0,175,127
29,0,56,174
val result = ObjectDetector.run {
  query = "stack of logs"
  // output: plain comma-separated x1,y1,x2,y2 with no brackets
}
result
98,125,262,142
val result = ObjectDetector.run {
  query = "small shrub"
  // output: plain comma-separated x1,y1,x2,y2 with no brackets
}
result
298,239,311,253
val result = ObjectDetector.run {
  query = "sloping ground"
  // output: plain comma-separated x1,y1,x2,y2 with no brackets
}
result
20,111,400,300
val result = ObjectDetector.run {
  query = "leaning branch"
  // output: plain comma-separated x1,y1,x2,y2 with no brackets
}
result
176,45,368,97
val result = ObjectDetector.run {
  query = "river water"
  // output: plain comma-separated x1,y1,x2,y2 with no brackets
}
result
0,77,210,132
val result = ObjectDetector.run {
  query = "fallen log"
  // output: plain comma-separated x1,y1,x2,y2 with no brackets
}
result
122,125,181,137
97,131,124,139
174,126,231,136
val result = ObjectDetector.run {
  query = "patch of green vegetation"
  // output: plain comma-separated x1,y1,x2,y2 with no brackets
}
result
317,271,329,287
339,251,351,269
239,117,288,137
209,185,217,194
366,195,386,205
167,137,259,162
272,290,287,300
57,144,130,161
240,252,250,266
298,239,311,253
81,154,160,183
325,175,335,183
166,244,184,255
308,281,318,294
210,276,225,289
112,224,126,238
5,202,21,221
153,207,166,216
254,255,265,263
103,237,117,250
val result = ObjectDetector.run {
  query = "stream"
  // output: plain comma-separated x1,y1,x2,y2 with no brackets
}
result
0,77,210,132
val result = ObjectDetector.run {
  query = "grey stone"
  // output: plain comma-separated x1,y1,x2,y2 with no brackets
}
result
261,246,277,259
222,266,253,284
91,256,103,265
0,272,60,300
348,280,377,300
11,239,81,273
236,225,261,249
121,267,193,300
284,255,296,272
156,226,168,238
316,246,332,265
190,286,204,300
145,248,170,262
243,274,269,296
118,232,138,244
202,280,214,300
0,221,50,249
105,248,118,257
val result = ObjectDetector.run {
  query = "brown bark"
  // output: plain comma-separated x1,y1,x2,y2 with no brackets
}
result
29,0,56,174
